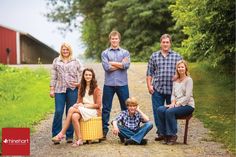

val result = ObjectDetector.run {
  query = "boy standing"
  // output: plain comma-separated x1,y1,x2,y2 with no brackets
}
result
101,30,130,139
112,97,153,145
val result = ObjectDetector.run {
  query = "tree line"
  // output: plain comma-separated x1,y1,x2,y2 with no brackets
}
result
46,0,235,73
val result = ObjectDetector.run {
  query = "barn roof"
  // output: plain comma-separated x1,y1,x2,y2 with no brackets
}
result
0,24,58,54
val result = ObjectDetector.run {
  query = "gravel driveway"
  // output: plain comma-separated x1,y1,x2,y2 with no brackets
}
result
29,63,233,157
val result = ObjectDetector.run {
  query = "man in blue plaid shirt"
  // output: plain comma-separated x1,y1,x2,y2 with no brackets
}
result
146,34,182,141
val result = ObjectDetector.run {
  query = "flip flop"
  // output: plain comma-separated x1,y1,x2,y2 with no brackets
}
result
72,139,83,147
52,133,64,143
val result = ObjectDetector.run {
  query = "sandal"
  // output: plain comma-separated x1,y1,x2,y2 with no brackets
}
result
52,133,64,143
72,139,83,147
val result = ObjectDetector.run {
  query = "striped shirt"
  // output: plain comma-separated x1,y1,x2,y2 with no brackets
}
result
101,47,130,86
50,57,83,93
115,110,144,131
146,50,182,95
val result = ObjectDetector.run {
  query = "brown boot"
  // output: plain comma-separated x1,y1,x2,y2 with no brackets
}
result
154,135,165,141
161,136,169,144
167,135,177,145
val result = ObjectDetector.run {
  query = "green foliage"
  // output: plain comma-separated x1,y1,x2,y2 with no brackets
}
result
170,0,235,73
0,65,54,151
45,0,179,61
101,0,177,61
190,62,235,154
45,0,235,72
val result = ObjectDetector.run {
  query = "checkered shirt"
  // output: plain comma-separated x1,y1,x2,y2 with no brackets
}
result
146,50,182,95
115,110,144,131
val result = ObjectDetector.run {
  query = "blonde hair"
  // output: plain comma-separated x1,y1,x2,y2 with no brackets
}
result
160,34,172,44
125,97,138,106
59,42,73,60
175,60,190,79
109,30,121,40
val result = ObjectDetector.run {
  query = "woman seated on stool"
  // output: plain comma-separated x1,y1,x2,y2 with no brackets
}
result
52,68,101,147
156,60,195,145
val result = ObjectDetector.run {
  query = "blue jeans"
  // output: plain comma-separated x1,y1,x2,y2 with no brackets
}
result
102,85,129,136
52,88,78,139
118,122,153,143
157,105,194,136
152,90,171,134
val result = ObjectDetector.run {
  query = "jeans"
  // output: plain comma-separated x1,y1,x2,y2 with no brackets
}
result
157,105,194,136
102,85,129,136
52,88,78,139
151,90,171,134
118,122,153,143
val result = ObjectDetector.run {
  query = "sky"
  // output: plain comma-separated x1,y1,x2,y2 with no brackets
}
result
0,0,85,57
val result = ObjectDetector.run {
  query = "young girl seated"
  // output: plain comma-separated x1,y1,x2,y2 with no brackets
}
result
52,68,101,147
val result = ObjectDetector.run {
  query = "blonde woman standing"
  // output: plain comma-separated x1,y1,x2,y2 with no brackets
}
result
50,43,83,144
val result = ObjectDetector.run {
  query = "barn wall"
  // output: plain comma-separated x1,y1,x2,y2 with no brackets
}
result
0,26,17,64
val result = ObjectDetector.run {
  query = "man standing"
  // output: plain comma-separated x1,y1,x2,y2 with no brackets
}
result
101,30,130,139
146,34,182,141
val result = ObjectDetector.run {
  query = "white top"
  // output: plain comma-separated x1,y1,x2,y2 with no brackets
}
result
83,89,94,104
171,77,195,108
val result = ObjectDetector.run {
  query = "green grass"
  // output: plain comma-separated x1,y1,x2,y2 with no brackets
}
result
190,62,235,154
0,65,54,152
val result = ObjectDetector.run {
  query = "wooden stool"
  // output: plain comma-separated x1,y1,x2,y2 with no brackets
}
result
177,113,193,144
79,116,103,143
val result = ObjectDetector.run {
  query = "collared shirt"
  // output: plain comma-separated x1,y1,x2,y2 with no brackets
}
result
146,50,182,95
115,110,144,131
101,47,130,86
50,57,83,93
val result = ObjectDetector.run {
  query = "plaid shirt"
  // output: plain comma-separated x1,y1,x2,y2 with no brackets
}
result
146,50,182,95
50,57,83,93
115,110,144,131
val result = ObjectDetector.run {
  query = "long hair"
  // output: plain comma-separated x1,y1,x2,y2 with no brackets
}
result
79,68,98,97
59,42,73,60
175,60,190,79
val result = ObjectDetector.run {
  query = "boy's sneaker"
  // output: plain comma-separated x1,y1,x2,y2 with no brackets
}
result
118,134,125,143
140,139,148,145
124,139,137,145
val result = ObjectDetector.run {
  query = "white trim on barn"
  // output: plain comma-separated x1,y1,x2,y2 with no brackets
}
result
16,32,20,64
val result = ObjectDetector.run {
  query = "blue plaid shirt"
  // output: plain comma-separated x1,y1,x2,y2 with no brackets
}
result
146,50,182,95
101,47,130,86
115,110,144,131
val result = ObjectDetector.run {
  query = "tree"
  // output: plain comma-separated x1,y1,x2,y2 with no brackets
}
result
102,0,176,61
46,0,178,61
170,0,235,72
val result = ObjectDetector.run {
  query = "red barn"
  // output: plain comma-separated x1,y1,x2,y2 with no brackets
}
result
0,25,59,64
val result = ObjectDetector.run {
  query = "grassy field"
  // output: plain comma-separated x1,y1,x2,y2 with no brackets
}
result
190,63,235,154
0,65,54,152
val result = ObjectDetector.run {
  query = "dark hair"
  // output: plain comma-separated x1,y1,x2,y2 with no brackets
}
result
79,68,97,97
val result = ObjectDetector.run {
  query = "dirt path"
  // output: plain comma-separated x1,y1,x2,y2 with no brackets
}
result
30,63,233,157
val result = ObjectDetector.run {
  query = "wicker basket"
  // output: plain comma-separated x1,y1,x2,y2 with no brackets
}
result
80,116,103,141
